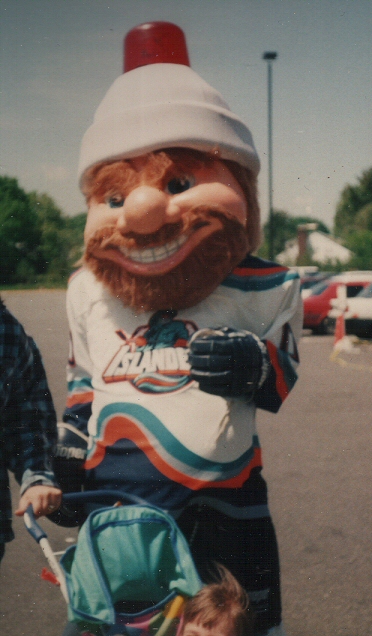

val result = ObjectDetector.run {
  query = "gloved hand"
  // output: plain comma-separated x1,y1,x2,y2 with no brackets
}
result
188,327,270,398
48,423,88,527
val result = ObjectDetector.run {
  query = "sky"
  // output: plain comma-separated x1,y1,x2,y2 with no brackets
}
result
0,0,371,230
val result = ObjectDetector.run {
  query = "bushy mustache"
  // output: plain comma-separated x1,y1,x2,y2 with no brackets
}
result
85,206,241,255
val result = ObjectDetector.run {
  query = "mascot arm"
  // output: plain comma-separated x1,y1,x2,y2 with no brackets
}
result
188,327,270,399
253,335,299,413
189,323,300,411
55,280,94,491
54,420,89,490
254,292,302,412
49,421,89,527
54,370,93,495
49,286,94,525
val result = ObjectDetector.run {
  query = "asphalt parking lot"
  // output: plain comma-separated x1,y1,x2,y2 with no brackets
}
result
1,290,372,636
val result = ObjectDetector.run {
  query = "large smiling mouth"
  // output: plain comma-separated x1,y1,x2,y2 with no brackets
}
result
90,217,224,276
119,234,187,264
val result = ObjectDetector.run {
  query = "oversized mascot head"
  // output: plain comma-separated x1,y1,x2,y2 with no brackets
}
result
79,22,261,312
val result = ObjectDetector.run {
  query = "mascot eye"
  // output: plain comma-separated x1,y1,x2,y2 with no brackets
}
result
166,176,195,195
108,196,124,208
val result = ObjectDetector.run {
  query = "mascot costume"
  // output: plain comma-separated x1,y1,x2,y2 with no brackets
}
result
55,22,303,636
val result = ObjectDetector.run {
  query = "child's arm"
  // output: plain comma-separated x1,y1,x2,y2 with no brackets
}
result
0,305,60,490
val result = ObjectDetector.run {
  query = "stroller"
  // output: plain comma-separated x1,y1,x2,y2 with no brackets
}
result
24,491,202,636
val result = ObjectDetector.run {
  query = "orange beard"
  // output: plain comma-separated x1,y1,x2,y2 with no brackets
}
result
84,208,248,312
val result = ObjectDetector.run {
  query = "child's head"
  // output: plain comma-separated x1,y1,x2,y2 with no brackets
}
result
179,564,253,636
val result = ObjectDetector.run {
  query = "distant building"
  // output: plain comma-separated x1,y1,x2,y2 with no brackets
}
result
276,223,353,266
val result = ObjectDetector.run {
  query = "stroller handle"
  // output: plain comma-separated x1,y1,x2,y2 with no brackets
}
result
63,489,147,507
24,505,69,602
24,504,47,542
24,491,146,540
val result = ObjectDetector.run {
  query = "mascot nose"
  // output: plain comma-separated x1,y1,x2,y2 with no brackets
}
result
118,186,179,235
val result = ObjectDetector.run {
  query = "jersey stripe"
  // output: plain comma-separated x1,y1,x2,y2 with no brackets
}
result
85,406,262,489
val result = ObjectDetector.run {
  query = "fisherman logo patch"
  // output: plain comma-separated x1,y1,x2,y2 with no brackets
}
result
103,310,198,393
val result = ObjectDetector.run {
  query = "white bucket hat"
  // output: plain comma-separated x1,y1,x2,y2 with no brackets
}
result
78,22,260,187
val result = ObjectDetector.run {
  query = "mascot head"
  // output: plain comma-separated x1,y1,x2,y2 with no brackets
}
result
79,22,261,312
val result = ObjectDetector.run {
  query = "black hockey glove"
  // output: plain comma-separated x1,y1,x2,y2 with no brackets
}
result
188,327,270,399
48,423,88,527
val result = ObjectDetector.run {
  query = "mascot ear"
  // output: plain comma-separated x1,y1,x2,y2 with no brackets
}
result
224,160,261,254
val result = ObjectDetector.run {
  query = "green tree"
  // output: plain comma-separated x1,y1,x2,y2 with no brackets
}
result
345,230,372,270
0,176,86,286
355,202,372,232
28,191,70,281
334,167,372,238
64,212,86,271
28,192,86,283
0,176,40,284
258,210,330,259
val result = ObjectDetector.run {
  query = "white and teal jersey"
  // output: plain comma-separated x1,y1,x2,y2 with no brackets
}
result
64,256,302,515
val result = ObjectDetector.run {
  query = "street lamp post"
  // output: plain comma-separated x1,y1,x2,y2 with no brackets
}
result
262,51,277,261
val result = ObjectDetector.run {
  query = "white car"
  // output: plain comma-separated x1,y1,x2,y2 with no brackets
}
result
328,282,372,338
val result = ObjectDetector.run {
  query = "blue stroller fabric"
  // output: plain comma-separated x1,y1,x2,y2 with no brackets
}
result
60,504,202,631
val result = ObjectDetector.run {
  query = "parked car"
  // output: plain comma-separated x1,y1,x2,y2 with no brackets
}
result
300,272,332,299
327,283,372,338
303,272,372,334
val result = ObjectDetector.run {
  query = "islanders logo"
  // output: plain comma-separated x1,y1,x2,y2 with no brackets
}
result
102,310,198,394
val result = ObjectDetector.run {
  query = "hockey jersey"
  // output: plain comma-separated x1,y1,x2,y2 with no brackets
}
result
64,256,302,516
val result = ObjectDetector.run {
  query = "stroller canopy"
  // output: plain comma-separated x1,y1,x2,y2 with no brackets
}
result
60,504,202,627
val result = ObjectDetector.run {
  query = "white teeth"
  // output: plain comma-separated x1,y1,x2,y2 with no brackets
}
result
119,235,187,264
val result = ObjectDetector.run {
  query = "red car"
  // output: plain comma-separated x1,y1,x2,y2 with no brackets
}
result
303,273,372,334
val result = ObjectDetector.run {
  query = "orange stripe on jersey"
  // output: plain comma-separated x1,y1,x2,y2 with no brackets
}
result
202,446,262,489
266,340,289,402
84,415,261,490
66,391,94,408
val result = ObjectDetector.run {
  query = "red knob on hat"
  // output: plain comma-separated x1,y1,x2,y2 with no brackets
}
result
124,21,190,73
